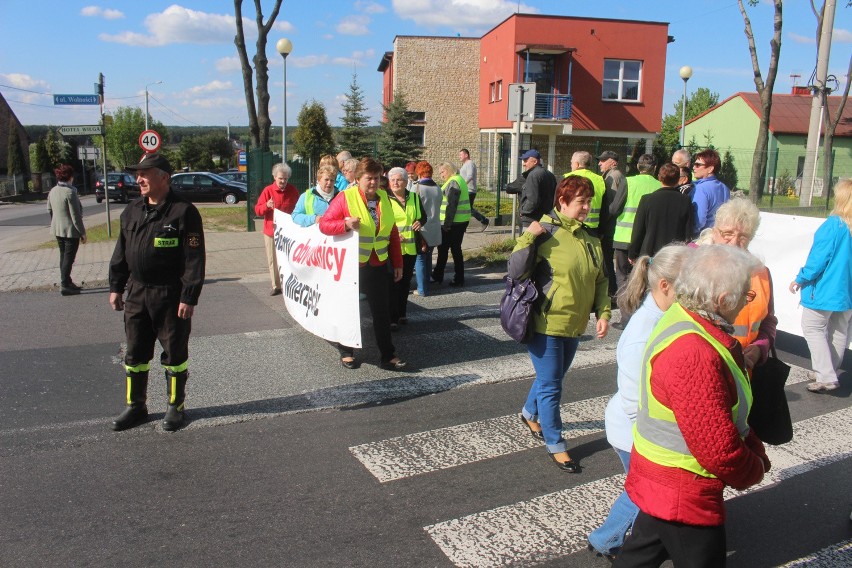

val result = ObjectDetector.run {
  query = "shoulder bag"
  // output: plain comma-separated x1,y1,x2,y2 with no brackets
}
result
748,345,793,445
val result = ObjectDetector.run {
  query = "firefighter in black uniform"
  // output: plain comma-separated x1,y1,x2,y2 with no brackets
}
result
108,153,205,432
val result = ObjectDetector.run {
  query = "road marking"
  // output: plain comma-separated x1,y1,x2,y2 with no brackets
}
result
351,363,812,483
423,406,852,568
778,539,852,567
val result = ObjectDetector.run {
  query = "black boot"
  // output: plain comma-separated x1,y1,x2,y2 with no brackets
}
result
111,370,149,431
163,369,188,432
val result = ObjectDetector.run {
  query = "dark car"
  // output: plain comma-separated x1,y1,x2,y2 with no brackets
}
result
170,172,248,204
219,171,247,184
95,173,141,203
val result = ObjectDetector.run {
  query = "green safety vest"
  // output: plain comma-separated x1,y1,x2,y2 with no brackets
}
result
612,174,660,245
440,174,471,223
564,169,605,228
304,189,337,216
343,186,394,263
390,192,421,256
633,303,753,478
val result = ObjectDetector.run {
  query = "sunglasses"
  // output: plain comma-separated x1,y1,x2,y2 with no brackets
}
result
693,162,706,169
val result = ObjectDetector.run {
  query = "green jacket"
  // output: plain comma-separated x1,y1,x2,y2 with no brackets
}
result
507,209,611,337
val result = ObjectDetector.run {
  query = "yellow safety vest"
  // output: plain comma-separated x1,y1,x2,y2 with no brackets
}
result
343,186,394,263
733,268,771,348
390,191,421,256
564,169,605,228
440,174,471,223
633,303,753,478
612,174,660,245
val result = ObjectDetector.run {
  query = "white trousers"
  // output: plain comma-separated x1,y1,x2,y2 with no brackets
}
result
801,307,852,384
264,234,281,290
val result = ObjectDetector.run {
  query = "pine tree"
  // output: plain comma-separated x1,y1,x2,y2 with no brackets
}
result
292,100,335,169
377,91,422,168
338,74,374,158
7,121,28,183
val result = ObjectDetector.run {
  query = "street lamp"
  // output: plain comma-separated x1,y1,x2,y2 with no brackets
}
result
145,80,163,131
678,66,692,148
276,38,293,163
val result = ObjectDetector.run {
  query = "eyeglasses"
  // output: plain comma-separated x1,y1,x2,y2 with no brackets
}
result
715,227,751,246
693,162,706,169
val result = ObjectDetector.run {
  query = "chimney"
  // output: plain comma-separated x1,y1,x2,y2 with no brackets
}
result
791,86,810,96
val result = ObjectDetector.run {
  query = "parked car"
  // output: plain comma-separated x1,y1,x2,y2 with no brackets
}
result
170,172,248,204
94,173,141,204
219,171,247,184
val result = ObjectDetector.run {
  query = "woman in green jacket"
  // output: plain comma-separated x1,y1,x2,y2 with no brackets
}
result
509,175,611,472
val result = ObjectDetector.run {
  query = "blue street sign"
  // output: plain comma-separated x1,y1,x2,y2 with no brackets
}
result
53,94,100,105
238,151,247,166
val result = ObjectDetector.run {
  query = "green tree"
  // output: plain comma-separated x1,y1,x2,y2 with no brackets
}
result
180,136,208,170
717,150,739,191
657,87,720,151
44,129,71,170
377,91,422,168
338,73,374,158
7,121,28,183
29,139,49,173
94,106,167,170
292,100,335,169
200,133,234,168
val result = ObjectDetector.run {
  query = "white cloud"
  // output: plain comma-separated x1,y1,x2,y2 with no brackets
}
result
81,6,125,19
788,32,816,45
323,33,334,40
356,1,387,14
337,14,371,36
290,54,331,68
216,56,242,73
0,73,51,103
834,28,852,43
392,0,537,32
290,49,376,69
188,80,233,94
99,5,293,47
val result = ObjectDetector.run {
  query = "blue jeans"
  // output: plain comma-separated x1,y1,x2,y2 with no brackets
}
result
414,247,433,296
522,333,579,453
588,448,639,555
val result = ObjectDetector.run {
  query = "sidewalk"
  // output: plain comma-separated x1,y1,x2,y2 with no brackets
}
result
0,218,511,293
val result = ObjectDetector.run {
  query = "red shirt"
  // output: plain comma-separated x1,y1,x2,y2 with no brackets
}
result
318,190,402,269
254,182,299,237
625,308,769,526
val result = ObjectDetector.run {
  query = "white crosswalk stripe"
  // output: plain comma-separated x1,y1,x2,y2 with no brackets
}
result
349,361,838,567
778,539,852,567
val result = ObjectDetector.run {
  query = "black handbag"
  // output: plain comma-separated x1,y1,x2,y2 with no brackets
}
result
748,345,793,445
500,276,539,343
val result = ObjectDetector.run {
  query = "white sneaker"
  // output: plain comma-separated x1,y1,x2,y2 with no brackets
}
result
807,381,839,393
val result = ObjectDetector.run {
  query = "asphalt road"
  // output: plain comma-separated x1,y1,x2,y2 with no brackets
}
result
0,260,851,566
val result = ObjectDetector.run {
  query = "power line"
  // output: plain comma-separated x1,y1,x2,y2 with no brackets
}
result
148,94,203,127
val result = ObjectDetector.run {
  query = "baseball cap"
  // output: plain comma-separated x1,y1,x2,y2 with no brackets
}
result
126,153,174,175
520,149,541,161
596,150,619,162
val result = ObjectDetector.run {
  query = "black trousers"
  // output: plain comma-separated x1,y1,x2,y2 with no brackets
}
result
123,280,191,368
614,248,633,295
600,236,617,297
469,193,488,224
56,236,80,288
613,511,727,568
337,264,396,362
390,254,416,323
433,222,468,284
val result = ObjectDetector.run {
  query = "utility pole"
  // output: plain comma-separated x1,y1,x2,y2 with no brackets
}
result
800,0,836,206
97,73,112,238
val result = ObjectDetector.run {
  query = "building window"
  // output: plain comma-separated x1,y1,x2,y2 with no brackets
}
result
490,82,496,103
489,81,503,103
497,80,502,101
602,59,642,102
406,111,426,146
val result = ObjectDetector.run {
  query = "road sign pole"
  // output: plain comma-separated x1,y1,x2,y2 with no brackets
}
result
99,74,111,238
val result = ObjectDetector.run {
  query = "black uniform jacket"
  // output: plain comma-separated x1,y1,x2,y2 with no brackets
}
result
109,190,206,305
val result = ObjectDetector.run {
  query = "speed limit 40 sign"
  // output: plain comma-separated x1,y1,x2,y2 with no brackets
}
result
139,129,161,153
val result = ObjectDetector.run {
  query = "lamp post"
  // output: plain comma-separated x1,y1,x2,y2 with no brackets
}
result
276,38,293,163
678,66,692,148
145,80,163,131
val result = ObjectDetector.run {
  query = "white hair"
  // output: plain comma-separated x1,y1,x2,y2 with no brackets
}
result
387,167,407,180
272,163,291,177
571,151,592,168
676,245,762,317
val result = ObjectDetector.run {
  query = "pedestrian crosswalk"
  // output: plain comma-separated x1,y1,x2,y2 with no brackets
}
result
348,361,851,567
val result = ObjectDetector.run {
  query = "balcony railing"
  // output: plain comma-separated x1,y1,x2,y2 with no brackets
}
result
534,94,573,120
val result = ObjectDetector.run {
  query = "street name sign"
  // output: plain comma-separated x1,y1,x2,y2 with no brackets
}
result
59,125,103,136
53,94,100,105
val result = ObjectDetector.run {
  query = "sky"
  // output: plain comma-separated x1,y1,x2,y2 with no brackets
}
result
1,1,850,133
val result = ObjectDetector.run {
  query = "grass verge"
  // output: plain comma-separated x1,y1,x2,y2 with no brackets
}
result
464,236,516,268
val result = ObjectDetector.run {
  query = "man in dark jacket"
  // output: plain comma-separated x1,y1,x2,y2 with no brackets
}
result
108,153,206,432
628,162,695,260
506,149,557,228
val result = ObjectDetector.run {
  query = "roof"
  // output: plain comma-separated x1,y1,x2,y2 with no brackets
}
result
686,92,852,137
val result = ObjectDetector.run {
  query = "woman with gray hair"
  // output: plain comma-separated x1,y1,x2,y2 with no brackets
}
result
615,245,770,567
254,162,299,295
387,166,426,328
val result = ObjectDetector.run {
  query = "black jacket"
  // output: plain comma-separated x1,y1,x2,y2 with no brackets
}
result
628,186,695,260
109,191,206,305
506,164,557,224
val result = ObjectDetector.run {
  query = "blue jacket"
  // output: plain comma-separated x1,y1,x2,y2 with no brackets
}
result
795,215,852,311
291,187,337,227
334,172,349,192
692,176,729,234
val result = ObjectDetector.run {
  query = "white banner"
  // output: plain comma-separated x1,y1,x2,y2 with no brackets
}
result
273,210,362,348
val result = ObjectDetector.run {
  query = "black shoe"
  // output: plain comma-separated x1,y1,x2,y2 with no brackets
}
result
270,287,282,296
162,404,186,432
519,414,545,441
111,405,148,431
390,322,399,331
549,451,582,473
587,543,616,563
67,282,82,291
381,358,408,371
449,280,464,287
611,321,626,331
430,277,442,284
340,357,358,369
481,218,489,232
60,287,81,296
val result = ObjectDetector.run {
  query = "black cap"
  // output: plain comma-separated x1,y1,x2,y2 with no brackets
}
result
596,150,619,162
126,153,173,175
